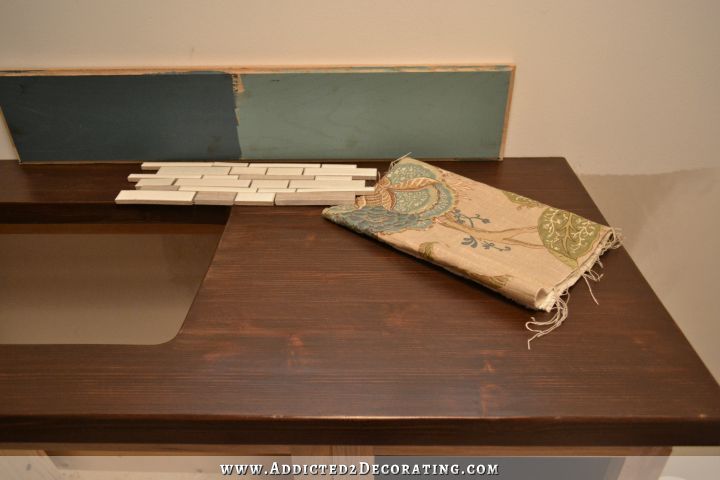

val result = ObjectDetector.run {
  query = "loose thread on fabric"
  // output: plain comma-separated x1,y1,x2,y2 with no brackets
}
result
600,227,624,255
583,274,600,305
526,228,623,349
390,152,413,169
526,292,569,349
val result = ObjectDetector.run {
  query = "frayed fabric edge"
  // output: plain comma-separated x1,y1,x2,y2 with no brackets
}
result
526,228,624,349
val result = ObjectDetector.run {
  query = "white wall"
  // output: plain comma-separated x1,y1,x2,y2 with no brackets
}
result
1,1,718,383
1,0,719,174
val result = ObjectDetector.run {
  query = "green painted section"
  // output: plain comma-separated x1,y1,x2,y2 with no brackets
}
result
235,70,511,160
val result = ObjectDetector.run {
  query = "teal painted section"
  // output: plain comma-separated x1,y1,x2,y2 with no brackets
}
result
0,73,241,162
235,71,511,160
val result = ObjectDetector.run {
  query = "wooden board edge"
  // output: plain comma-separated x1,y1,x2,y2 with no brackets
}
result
0,223,226,235
0,451,62,479
0,107,20,162
1,444,672,457
16,157,499,165
0,64,516,77
499,64,516,160
16,159,145,165
3,66,514,163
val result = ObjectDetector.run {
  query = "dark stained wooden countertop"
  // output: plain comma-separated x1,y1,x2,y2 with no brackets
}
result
0,158,718,447
0,161,229,225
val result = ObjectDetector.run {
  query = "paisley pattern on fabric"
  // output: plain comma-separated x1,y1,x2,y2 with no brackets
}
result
324,204,432,236
324,159,457,235
538,207,603,267
503,190,544,209
324,157,612,272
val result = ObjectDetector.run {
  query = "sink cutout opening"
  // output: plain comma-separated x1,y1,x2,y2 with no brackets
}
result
0,225,223,345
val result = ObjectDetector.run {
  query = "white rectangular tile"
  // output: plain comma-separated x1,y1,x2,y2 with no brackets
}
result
230,166,267,175
320,164,357,168
213,162,249,167
141,162,216,171
193,191,237,206
135,178,178,191
128,173,202,182
266,167,304,176
135,178,175,186
233,174,280,180
314,175,353,181
115,190,195,205
296,187,375,195
234,192,276,206
234,169,311,180
289,180,366,189
134,185,180,191
304,167,377,180
248,163,321,168
157,166,231,176
175,178,252,187
274,191,356,206
177,186,257,193
251,179,290,189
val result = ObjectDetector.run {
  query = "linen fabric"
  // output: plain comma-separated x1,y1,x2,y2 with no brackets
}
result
322,157,621,346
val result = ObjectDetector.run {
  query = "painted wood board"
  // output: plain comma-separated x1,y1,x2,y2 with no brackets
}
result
0,74,241,162
235,70,512,160
0,66,513,163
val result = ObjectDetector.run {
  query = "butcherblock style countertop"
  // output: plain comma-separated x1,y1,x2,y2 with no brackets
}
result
0,158,718,447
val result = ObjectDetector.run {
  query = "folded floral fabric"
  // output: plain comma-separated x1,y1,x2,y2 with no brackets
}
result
322,157,621,347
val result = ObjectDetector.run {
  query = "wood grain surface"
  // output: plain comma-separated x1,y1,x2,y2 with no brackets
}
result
0,158,718,447
0,162,229,224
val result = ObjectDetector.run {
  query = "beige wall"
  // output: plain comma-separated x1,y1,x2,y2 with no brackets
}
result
0,1,718,379
2,0,719,174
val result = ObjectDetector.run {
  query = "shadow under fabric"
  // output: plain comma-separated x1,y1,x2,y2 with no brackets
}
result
323,157,622,348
